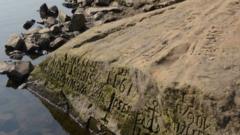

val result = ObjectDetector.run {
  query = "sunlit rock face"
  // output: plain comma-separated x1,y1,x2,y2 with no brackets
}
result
29,0,240,134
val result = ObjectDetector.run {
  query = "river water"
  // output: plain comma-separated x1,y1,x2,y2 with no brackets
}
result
0,0,90,135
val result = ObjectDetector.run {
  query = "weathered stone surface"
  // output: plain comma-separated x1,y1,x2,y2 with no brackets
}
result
30,0,240,135
5,34,25,51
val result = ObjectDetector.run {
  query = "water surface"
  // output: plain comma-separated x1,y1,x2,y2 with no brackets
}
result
0,0,89,135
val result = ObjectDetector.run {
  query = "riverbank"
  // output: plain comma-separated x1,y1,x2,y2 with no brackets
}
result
0,0,92,134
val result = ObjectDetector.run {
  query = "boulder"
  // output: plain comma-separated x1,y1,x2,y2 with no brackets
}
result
49,5,59,18
95,0,111,6
62,2,78,8
39,3,49,19
24,34,40,53
5,34,25,52
58,11,71,23
69,13,86,32
0,61,14,74
7,61,34,82
36,33,52,50
50,37,67,49
23,19,36,30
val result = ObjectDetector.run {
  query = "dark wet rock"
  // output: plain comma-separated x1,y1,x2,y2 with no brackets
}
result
50,24,62,35
8,50,25,60
7,61,34,82
95,0,111,6
78,0,94,7
39,3,49,19
69,13,86,32
23,19,36,30
36,33,52,50
58,11,71,23
49,5,59,18
44,17,58,27
50,37,67,49
63,2,78,8
5,34,26,52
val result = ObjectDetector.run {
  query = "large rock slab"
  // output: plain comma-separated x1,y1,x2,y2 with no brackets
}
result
29,0,240,134
5,34,25,52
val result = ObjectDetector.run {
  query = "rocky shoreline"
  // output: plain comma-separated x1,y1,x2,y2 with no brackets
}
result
2,0,240,135
1,0,185,87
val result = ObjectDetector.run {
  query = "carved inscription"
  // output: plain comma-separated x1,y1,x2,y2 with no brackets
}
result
39,55,215,135
41,55,138,119
162,89,213,135
132,99,161,135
